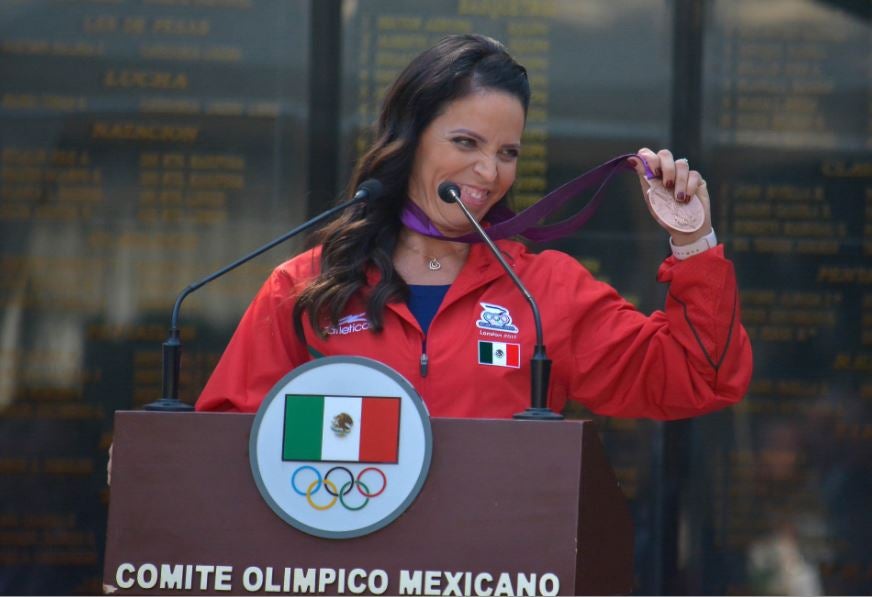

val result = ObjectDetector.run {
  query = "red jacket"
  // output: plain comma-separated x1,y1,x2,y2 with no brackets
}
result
196,240,752,419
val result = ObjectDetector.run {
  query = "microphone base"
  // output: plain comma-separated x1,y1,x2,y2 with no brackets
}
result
513,407,564,421
143,398,195,412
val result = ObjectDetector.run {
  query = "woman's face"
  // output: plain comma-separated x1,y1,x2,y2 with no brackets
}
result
407,89,525,237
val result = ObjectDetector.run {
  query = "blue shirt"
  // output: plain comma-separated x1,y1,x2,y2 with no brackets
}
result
407,284,450,335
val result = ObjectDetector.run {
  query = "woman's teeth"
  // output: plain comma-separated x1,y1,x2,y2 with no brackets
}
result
460,186,488,204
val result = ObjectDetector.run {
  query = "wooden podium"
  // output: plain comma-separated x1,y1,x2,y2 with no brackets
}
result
103,411,633,595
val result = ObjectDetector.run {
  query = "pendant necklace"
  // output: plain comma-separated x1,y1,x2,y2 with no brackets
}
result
401,241,466,272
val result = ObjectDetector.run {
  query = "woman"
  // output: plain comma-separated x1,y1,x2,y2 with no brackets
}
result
196,34,752,418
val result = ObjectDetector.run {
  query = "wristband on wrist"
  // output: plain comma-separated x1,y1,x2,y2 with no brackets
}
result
670,228,717,260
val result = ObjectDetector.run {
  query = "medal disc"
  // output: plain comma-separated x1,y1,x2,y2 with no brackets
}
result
646,182,705,233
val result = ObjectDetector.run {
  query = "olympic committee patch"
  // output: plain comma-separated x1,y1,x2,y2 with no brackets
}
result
249,356,432,539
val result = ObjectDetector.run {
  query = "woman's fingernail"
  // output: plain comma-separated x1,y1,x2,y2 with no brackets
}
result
665,179,675,190
677,191,686,202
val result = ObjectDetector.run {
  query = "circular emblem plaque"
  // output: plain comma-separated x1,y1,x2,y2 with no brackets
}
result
249,356,432,539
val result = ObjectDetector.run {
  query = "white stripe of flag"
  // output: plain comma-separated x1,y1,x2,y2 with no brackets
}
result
321,396,362,461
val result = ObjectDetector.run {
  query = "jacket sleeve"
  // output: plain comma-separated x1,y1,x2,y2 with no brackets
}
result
195,266,312,413
559,245,752,420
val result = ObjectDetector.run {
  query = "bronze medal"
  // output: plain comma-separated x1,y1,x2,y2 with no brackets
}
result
646,180,705,233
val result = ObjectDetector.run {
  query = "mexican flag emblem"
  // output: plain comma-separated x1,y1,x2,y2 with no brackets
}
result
478,340,521,368
282,395,401,463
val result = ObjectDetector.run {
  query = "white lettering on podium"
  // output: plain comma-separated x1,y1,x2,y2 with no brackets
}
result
515,572,535,596
115,563,135,589
159,564,184,590
317,568,337,592
540,573,560,596
494,573,513,596
399,569,422,594
242,566,262,591
395,570,559,596
368,569,388,595
347,568,367,594
110,563,561,594
294,568,316,593
215,566,232,591
424,570,441,595
474,572,493,596
136,563,158,589
195,564,215,590
442,571,464,596
264,567,281,592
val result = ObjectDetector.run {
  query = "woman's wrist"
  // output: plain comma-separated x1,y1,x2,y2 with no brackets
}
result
670,228,717,260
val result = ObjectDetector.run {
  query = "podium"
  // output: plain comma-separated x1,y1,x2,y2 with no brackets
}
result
103,411,633,595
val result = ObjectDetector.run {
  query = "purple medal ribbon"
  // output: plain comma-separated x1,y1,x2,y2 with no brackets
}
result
401,153,650,243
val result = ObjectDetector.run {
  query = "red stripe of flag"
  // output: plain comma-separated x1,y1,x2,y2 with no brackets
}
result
506,343,520,367
359,397,400,463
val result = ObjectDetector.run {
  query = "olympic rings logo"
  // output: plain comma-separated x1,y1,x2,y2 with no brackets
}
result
291,466,387,511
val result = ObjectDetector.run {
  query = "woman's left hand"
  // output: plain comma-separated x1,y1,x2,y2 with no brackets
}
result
628,147,713,245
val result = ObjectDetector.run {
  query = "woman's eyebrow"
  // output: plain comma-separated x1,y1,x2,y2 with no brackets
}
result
448,128,487,142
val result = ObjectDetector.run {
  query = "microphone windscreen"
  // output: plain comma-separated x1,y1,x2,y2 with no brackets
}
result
356,178,384,200
437,181,460,203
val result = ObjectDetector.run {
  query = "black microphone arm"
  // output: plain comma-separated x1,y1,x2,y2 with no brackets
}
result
437,182,562,421
145,179,384,411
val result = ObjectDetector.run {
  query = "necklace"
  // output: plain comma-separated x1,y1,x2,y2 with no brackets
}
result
400,241,467,271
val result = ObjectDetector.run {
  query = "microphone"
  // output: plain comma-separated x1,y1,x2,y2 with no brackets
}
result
437,182,562,421
351,178,383,201
145,179,384,411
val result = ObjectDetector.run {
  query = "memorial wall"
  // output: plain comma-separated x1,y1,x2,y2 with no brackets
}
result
0,1,309,593
694,2,871,594
0,0,869,595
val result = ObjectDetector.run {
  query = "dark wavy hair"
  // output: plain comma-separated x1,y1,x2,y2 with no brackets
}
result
294,34,530,339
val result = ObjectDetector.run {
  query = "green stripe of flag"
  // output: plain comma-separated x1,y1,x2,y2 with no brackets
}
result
283,395,324,461
479,341,494,364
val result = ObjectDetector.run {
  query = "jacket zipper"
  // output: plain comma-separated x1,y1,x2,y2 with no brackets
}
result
419,338,429,377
